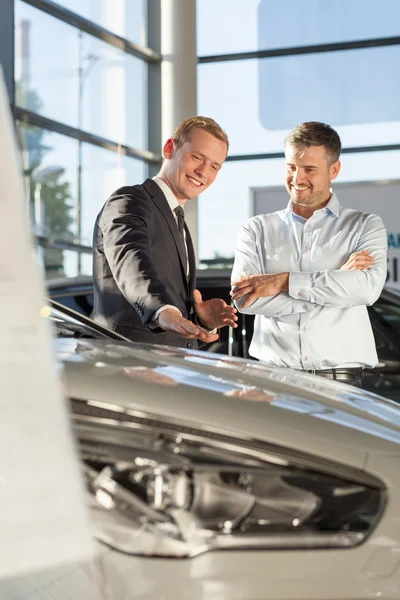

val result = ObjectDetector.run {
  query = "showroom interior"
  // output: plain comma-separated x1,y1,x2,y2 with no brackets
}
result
2,3,400,600
1,0,400,283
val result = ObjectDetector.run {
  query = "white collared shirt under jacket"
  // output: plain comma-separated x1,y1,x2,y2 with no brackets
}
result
231,193,388,369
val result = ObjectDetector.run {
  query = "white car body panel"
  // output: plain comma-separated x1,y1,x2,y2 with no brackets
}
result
57,338,400,599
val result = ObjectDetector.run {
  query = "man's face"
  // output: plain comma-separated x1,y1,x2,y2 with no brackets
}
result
161,128,227,202
284,144,340,216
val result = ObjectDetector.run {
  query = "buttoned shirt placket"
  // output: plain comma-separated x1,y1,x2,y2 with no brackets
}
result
293,212,316,371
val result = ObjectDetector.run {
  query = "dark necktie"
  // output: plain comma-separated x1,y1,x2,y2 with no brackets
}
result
174,205,185,237
174,205,189,279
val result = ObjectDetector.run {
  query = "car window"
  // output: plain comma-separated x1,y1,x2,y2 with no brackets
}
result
51,293,94,317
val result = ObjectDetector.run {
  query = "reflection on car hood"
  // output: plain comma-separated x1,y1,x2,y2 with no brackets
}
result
57,338,400,471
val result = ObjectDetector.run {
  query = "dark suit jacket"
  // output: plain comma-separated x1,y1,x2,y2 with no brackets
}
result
92,178,198,347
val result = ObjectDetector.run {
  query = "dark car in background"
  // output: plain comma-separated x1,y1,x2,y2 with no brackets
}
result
47,271,400,401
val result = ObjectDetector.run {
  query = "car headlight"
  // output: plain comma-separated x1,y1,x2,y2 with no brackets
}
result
72,399,386,558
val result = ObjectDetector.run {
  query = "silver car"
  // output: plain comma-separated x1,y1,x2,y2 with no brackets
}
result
51,302,400,600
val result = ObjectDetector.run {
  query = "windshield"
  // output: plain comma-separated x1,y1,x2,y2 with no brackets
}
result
48,305,109,340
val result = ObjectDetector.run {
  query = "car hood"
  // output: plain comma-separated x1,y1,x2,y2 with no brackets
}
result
57,338,400,472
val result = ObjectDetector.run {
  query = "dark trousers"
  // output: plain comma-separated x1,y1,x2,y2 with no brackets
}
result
303,368,363,388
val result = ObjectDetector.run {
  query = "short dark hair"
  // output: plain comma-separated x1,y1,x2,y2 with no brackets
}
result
284,121,341,166
172,116,229,153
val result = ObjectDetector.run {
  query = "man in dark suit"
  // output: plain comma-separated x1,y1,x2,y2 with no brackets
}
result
92,116,237,348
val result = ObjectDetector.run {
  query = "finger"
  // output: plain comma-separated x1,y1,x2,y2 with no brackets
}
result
354,254,374,261
179,320,202,337
224,320,238,328
178,328,198,339
350,264,372,271
355,259,374,265
231,286,252,300
201,332,219,343
226,312,238,320
231,277,252,291
222,314,238,324
192,288,202,304
195,328,218,342
232,276,250,285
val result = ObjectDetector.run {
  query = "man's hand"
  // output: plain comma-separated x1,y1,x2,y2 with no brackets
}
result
340,250,374,271
230,273,289,308
193,289,238,330
157,308,219,343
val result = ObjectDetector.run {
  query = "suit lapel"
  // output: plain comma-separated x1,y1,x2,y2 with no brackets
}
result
185,225,196,292
144,179,188,280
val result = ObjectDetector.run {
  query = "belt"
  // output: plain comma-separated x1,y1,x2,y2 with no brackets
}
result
302,368,363,381
304,368,362,375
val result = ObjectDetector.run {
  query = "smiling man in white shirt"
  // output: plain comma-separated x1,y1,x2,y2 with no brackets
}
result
231,121,387,387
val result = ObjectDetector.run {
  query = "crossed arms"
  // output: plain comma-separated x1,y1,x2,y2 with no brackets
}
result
231,214,387,315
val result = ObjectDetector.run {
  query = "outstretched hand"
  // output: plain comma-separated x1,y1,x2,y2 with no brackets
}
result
157,308,218,343
193,289,238,330
340,250,374,271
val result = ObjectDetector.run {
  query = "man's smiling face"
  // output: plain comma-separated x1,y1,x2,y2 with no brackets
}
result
161,127,227,202
284,144,340,217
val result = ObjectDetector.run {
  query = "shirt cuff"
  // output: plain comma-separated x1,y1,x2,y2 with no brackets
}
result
149,305,182,330
288,272,312,302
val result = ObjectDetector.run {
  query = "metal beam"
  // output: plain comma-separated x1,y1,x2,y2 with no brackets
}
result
226,144,400,163
147,0,162,177
37,235,92,254
198,35,400,64
15,106,163,164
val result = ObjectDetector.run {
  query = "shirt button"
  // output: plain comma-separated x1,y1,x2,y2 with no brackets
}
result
304,356,308,361
298,292,302,297
304,246,308,251
303,304,307,310
303,326,306,332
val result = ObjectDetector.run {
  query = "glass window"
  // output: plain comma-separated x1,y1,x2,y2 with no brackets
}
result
17,121,78,276
15,1,147,150
197,0,261,56
17,121,147,277
80,143,147,247
198,157,284,263
198,46,400,156
197,0,400,56
17,121,78,240
48,0,147,47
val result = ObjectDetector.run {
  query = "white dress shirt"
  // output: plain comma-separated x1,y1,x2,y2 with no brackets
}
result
232,193,388,369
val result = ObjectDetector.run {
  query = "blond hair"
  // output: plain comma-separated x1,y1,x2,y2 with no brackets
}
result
172,116,229,153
